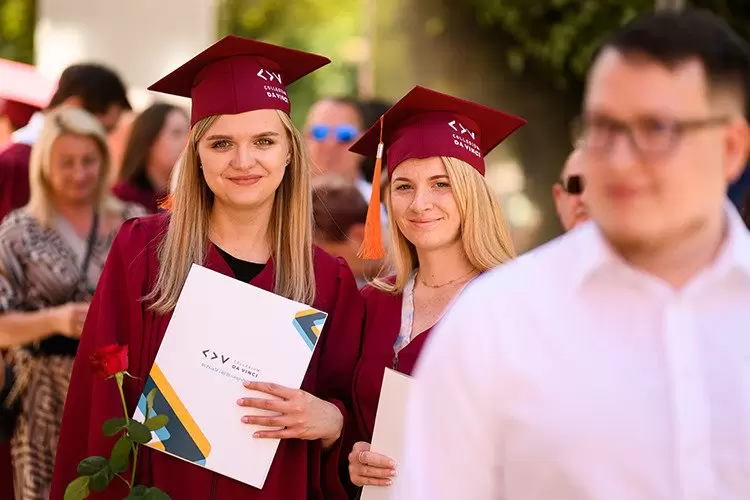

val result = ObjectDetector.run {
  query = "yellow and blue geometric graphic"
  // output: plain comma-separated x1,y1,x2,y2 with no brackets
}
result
137,363,212,465
292,309,327,350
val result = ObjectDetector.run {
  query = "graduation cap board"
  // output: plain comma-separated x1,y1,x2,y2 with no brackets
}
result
148,36,331,126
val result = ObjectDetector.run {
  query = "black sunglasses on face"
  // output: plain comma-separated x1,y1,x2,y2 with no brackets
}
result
559,174,584,195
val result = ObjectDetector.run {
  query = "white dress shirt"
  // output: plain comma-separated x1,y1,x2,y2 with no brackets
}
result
393,204,750,500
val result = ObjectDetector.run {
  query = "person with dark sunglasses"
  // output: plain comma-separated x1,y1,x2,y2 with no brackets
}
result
306,96,389,236
552,147,589,231
305,97,364,184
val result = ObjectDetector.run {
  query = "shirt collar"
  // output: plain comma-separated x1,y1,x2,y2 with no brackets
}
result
570,200,750,290
11,111,45,146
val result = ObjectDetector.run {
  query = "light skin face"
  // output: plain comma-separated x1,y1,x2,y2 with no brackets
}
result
201,109,343,447
149,109,189,188
47,134,103,206
582,48,748,254
197,109,290,213
305,99,363,180
553,147,588,231
389,156,462,253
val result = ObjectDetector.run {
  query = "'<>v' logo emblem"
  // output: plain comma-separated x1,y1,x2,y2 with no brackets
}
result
257,69,282,84
448,120,476,140
202,349,230,364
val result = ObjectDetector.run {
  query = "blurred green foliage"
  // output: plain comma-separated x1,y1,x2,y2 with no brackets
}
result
217,0,364,125
468,0,750,89
0,0,35,63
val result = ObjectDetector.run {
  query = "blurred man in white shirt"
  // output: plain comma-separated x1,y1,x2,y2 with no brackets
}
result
394,9,750,500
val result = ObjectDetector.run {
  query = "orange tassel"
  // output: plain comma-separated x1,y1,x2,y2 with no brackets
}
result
158,193,173,211
358,117,385,260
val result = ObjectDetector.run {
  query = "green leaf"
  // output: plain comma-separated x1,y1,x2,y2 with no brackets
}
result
76,456,108,476
143,487,171,500
63,475,91,500
125,485,148,500
109,434,131,474
146,388,158,414
102,417,128,437
126,420,152,444
144,414,168,431
89,465,114,492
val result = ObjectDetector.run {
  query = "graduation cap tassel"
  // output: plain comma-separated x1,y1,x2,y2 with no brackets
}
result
158,193,174,211
358,116,386,260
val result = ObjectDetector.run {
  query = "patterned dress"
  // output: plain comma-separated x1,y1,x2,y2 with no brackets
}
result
0,204,145,500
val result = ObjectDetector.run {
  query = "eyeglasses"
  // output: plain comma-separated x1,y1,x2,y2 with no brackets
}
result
308,123,360,143
559,174,584,195
572,114,730,158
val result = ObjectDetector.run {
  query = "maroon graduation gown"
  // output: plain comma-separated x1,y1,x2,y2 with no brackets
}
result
0,440,12,500
352,285,433,441
112,181,161,214
50,213,364,499
0,142,32,222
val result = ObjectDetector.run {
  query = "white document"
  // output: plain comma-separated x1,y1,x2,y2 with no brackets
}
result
361,368,413,500
132,264,328,489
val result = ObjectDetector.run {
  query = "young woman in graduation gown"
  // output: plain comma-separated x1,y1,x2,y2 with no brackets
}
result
345,86,526,490
50,36,364,500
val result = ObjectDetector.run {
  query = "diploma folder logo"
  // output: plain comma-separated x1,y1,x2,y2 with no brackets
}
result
293,309,327,350
136,363,212,465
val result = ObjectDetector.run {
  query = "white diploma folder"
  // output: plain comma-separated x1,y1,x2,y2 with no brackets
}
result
132,264,328,489
361,368,414,500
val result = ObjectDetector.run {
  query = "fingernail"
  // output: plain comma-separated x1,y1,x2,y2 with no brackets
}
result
253,432,260,438
242,416,251,423
237,398,244,405
386,479,393,486
389,460,397,467
390,469,398,477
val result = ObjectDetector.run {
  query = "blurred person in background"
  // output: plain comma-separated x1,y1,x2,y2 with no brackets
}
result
312,174,384,287
0,63,131,222
106,109,137,182
0,107,144,499
394,10,750,499
306,96,388,237
113,103,189,212
553,146,589,231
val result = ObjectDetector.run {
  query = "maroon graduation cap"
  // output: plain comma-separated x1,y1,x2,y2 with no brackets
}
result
0,99,38,129
149,35,331,125
349,85,527,259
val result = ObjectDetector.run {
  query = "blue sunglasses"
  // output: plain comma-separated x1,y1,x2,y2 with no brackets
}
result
309,123,360,143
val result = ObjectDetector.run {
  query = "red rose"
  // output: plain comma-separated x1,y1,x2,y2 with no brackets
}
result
90,345,129,378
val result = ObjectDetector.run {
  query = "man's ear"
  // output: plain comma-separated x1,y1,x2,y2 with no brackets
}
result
552,183,563,203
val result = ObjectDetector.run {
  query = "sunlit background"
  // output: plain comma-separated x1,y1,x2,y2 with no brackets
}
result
2,0,744,251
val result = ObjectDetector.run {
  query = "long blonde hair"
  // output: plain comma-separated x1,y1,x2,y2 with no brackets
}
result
147,110,316,313
26,106,123,227
375,156,517,293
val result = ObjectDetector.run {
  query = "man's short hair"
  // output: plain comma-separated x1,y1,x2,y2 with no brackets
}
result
592,9,750,117
47,63,131,114
312,175,368,242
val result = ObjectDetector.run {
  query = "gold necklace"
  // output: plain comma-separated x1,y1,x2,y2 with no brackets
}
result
418,268,478,289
